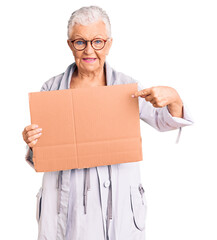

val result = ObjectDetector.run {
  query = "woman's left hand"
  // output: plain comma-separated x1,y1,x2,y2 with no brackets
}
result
132,86,183,118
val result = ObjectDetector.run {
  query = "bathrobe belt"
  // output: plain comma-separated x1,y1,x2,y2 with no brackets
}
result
56,166,113,221
83,166,113,222
57,170,63,214
83,167,90,214
106,165,113,240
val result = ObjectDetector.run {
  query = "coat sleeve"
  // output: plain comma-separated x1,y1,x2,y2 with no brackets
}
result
25,79,53,169
25,145,34,169
136,80,194,141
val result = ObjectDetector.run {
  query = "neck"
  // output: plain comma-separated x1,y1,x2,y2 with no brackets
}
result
75,66,105,84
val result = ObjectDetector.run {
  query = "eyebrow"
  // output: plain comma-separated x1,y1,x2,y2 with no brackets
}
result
73,34,106,39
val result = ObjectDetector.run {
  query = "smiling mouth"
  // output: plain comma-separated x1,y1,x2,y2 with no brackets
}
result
82,58,97,62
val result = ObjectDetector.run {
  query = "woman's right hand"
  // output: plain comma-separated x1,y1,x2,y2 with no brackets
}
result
22,124,43,148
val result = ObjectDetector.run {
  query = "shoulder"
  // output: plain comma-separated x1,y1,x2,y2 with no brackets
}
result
40,73,64,91
108,64,144,91
40,63,74,91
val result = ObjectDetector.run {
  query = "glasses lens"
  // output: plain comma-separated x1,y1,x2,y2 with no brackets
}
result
92,39,105,50
74,39,86,50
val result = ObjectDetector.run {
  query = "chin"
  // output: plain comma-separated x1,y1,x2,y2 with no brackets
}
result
82,62,99,70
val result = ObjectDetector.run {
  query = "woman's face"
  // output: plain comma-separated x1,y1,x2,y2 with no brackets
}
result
67,20,112,74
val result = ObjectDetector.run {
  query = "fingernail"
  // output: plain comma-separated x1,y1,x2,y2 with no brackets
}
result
35,125,39,128
131,94,135,98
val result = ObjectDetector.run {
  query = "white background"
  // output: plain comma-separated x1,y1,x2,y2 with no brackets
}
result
0,0,216,239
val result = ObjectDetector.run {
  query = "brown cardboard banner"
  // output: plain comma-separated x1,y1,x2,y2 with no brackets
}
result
28,83,143,172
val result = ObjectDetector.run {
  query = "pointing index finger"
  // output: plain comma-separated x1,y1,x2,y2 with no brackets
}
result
132,88,151,98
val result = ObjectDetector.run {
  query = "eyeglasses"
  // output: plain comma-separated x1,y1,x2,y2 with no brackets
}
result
69,38,110,51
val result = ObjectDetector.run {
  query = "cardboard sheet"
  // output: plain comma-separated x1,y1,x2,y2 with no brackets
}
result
28,83,143,172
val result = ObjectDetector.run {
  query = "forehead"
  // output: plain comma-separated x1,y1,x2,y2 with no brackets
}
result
69,20,108,39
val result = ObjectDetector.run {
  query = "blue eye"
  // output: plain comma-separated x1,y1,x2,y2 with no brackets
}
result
76,40,85,45
94,40,103,44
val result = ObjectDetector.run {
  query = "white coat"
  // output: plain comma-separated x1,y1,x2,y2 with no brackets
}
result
25,62,194,240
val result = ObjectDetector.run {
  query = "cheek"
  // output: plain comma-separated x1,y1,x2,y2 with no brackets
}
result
73,51,83,61
96,51,107,60
73,51,79,58
104,44,111,56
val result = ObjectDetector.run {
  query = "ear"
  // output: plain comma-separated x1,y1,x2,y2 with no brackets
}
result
67,39,74,52
105,38,113,55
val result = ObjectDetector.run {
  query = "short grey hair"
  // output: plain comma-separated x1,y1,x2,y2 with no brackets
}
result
67,6,111,38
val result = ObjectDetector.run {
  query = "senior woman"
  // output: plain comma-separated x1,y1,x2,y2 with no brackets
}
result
22,6,193,240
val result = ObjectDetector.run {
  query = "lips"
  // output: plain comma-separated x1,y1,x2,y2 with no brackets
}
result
82,58,97,63
83,58,96,60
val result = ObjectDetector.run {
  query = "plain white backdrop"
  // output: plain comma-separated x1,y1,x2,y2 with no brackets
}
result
0,0,216,239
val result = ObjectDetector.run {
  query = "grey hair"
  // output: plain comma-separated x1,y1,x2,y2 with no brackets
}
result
67,6,111,38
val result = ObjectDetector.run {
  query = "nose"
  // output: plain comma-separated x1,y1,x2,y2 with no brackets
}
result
84,41,94,54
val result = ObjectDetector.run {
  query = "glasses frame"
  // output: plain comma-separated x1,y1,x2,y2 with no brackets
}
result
69,38,110,51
